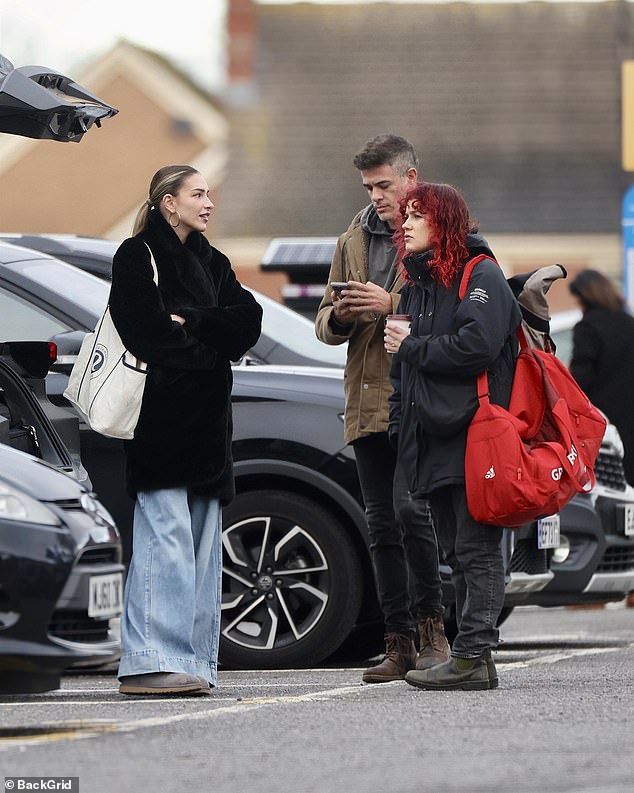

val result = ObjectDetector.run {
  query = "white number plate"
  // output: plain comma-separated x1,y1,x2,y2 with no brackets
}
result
538,514,560,549
88,573,123,618
622,504,634,537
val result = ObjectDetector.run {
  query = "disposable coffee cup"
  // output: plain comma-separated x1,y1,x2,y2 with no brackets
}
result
385,314,412,352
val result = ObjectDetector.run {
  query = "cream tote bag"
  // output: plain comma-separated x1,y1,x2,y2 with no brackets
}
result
63,245,158,439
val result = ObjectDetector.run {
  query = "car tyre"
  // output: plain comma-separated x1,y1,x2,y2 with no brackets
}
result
220,490,363,669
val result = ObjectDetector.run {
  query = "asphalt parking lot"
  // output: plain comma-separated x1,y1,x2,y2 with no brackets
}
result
1,604,632,793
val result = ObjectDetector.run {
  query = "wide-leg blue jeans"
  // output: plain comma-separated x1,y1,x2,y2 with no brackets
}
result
118,487,223,684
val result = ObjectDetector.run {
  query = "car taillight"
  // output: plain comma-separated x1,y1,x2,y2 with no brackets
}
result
48,342,57,365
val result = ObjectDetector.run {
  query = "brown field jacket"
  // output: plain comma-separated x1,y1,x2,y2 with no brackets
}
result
315,209,404,444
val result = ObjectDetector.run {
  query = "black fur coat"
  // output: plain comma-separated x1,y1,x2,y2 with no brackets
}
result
109,210,262,502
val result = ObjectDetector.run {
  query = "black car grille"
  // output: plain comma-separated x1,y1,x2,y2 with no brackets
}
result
509,538,550,575
596,545,634,573
56,498,84,510
594,452,628,491
48,610,110,644
77,546,119,565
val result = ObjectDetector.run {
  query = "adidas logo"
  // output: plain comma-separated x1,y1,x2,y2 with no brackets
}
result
485,466,495,480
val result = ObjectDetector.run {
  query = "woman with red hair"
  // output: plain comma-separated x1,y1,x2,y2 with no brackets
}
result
385,182,521,691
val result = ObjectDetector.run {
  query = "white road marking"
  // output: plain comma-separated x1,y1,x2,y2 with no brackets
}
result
0,644,629,749
495,645,625,670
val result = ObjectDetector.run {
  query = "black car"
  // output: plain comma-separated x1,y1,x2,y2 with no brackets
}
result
526,314,634,607
52,358,548,667
0,342,123,693
0,240,553,666
0,53,117,143
0,234,347,368
219,363,552,666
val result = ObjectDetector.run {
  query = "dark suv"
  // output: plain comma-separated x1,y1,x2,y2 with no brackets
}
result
0,237,552,668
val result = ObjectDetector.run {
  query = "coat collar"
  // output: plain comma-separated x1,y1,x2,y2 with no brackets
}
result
403,250,434,285
141,210,216,305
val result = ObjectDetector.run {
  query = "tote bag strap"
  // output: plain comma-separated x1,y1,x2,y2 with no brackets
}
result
102,242,158,369
143,241,159,286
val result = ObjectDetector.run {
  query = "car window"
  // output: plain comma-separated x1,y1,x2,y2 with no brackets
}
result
0,287,72,340
17,260,109,319
551,327,573,366
549,311,580,368
256,291,347,366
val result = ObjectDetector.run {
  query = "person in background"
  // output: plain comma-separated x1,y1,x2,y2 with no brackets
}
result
315,135,450,684
569,269,634,487
386,181,521,690
110,165,262,696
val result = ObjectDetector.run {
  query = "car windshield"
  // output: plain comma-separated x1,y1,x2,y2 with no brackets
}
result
17,259,109,319
255,291,347,366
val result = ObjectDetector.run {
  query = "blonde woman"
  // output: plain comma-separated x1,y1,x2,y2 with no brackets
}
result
110,165,262,696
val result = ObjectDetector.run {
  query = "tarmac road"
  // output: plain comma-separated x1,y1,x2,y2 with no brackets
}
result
0,603,632,793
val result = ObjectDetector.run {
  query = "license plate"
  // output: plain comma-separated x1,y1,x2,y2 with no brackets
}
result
88,573,123,618
620,504,634,537
538,514,560,549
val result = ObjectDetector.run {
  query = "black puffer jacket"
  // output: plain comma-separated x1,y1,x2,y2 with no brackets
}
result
389,241,521,496
109,209,262,502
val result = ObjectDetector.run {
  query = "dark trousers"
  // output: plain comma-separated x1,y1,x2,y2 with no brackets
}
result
353,432,443,635
428,484,505,657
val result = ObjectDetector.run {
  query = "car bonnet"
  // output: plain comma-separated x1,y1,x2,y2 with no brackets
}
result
0,443,83,502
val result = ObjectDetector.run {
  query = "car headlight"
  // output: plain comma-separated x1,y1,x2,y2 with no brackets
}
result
0,482,61,526
601,421,625,459
80,492,115,527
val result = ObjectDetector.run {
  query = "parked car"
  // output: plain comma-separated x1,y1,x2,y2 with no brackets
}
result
4,233,632,658
549,309,582,366
520,311,634,607
0,234,346,368
48,357,552,665
0,238,553,666
0,53,117,143
0,55,123,693
0,342,123,693
184,362,550,666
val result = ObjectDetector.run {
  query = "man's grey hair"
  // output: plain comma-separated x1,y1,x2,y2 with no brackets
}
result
352,134,418,176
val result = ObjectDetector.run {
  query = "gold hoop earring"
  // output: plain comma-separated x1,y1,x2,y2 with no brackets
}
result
169,211,181,228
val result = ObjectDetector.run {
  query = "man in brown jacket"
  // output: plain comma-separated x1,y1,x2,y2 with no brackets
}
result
315,134,449,683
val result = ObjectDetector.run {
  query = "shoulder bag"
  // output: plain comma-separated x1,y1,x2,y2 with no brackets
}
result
63,244,158,440
464,329,606,527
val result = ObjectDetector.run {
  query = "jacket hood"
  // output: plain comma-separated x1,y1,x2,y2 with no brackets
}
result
465,232,494,260
360,204,394,238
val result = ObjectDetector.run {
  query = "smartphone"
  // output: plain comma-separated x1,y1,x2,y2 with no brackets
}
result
330,281,349,296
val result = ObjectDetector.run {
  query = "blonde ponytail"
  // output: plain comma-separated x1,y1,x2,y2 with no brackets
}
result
133,165,198,236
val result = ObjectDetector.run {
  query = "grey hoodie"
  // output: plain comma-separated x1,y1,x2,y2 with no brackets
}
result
360,204,398,290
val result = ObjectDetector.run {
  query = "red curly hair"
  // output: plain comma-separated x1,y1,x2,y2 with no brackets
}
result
393,182,475,288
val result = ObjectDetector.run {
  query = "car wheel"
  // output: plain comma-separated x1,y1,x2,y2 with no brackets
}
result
220,490,363,669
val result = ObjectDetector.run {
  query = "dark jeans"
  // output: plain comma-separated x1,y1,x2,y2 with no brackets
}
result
428,484,505,658
353,432,443,635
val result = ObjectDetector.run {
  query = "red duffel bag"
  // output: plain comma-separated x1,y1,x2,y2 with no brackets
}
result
465,337,606,528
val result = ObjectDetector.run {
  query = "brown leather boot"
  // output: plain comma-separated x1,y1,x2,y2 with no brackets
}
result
415,616,451,670
362,632,416,684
